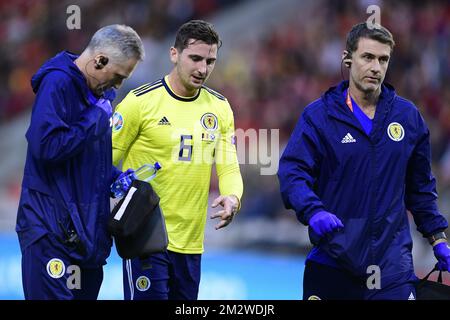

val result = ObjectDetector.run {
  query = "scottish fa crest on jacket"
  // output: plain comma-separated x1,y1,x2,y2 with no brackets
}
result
387,122,404,142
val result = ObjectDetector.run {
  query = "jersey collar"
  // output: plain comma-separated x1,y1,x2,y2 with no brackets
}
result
162,76,201,102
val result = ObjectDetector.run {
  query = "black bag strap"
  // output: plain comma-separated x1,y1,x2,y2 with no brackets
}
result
423,264,443,283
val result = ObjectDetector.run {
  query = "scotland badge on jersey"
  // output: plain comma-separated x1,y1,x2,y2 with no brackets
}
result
200,113,218,131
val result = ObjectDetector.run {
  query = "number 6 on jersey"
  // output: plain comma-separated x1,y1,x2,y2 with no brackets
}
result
179,134,193,161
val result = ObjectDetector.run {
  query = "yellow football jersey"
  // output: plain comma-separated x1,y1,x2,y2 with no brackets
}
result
112,76,243,254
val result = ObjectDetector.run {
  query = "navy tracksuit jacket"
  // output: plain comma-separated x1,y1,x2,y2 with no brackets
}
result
278,81,448,283
16,51,121,268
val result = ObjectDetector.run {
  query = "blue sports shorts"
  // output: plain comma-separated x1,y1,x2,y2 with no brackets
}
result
123,250,201,300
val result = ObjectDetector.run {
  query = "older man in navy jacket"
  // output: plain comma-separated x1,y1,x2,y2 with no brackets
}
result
16,25,144,300
278,22,450,300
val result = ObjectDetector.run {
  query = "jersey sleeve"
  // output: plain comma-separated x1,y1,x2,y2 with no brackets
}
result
112,91,142,165
215,102,244,204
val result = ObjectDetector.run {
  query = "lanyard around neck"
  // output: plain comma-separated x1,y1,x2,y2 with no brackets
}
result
345,89,353,112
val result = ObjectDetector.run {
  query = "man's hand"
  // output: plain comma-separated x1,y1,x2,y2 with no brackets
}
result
433,242,450,272
87,90,112,118
111,168,135,198
309,210,344,238
210,195,239,230
119,168,135,190
96,98,113,118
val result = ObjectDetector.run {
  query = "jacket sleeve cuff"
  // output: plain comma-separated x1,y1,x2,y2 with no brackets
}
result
297,207,325,226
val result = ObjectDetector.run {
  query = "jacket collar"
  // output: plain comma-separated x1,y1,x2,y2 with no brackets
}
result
31,51,116,103
321,81,396,141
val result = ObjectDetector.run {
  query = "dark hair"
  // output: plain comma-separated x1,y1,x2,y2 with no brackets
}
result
174,20,222,52
346,22,395,55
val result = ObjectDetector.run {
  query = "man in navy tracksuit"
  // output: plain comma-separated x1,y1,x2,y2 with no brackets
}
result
16,25,144,300
278,22,450,300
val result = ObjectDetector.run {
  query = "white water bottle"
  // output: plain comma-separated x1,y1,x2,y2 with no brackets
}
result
133,162,162,182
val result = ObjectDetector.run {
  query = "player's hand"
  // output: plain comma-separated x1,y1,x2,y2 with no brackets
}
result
210,195,239,230
309,210,344,238
433,242,450,272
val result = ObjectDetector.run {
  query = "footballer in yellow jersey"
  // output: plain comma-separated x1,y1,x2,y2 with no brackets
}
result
113,76,242,252
113,20,243,300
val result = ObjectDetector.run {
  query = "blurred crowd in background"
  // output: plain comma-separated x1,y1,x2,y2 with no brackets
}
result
0,0,449,259
0,0,241,121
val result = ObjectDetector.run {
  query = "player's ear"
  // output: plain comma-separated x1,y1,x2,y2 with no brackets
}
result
169,47,178,64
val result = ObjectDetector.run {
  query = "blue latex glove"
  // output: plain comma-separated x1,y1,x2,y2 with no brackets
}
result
86,90,98,106
433,242,450,272
309,210,344,237
118,168,135,190
87,90,112,118
96,98,113,118
111,168,135,198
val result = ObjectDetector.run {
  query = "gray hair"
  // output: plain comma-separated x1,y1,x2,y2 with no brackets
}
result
87,24,145,62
